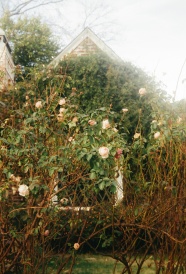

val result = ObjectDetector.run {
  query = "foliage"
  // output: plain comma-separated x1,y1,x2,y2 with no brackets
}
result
52,54,169,140
0,13,59,67
0,57,186,274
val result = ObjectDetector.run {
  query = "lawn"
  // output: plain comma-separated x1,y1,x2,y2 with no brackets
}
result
43,254,156,274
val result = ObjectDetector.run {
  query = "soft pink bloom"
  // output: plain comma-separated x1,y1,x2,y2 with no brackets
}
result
102,119,110,129
35,101,42,109
74,243,80,250
59,98,66,105
44,230,50,236
18,184,29,197
139,88,147,96
98,146,109,159
154,131,161,139
88,119,97,126
134,133,140,139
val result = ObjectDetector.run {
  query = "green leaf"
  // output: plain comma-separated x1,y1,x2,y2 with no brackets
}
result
99,181,105,190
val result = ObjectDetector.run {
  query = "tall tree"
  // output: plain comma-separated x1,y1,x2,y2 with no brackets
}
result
0,14,60,67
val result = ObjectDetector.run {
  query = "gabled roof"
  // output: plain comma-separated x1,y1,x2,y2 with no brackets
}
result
0,28,12,54
51,27,122,66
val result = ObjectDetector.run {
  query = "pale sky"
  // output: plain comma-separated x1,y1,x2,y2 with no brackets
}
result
41,0,186,101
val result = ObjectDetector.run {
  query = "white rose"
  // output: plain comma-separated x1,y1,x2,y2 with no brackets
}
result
98,146,109,159
134,132,140,139
35,101,42,109
154,131,161,139
102,119,110,129
59,108,65,113
59,98,66,105
18,184,29,197
139,88,147,96
122,108,128,113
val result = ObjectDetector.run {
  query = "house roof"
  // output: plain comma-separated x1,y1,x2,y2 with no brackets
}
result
51,27,122,66
0,28,12,54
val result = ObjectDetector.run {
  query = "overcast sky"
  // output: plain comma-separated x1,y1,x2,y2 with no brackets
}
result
42,0,186,101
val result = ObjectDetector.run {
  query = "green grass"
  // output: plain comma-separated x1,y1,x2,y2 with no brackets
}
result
43,254,156,274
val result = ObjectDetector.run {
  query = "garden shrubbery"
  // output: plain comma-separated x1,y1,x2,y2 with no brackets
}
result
0,54,186,273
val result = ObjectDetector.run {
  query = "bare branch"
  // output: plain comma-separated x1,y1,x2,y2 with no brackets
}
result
0,0,64,17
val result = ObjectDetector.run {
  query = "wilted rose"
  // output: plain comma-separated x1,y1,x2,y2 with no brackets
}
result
18,184,29,197
88,119,97,126
102,119,110,129
72,116,78,123
98,146,109,159
59,98,66,105
57,113,64,122
74,243,80,250
60,197,69,205
115,148,123,159
154,131,161,139
10,174,21,183
122,108,128,113
134,133,140,139
15,176,21,183
12,186,17,195
139,88,147,96
35,101,42,109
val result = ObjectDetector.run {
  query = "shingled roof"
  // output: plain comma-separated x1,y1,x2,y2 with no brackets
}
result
51,27,122,66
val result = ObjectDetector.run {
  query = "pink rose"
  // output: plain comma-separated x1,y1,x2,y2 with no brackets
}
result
98,146,109,159
44,230,49,236
88,119,97,126
115,148,123,159
74,243,80,250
